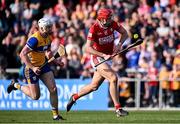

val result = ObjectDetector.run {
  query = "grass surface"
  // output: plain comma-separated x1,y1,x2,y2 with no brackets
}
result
0,110,180,124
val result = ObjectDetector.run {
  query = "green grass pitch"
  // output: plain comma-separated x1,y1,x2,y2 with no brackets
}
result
0,110,180,124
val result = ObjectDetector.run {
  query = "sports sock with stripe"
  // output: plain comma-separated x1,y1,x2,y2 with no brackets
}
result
14,83,21,90
52,108,59,118
115,104,121,110
73,94,79,101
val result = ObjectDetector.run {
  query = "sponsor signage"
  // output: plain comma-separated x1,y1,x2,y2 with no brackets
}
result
0,79,108,110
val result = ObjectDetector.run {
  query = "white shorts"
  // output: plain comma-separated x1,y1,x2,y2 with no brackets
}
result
90,55,112,70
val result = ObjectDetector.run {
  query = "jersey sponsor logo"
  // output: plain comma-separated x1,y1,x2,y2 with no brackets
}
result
104,30,108,35
98,34,114,45
97,32,103,35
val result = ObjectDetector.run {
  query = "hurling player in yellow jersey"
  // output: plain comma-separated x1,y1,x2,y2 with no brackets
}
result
7,18,65,120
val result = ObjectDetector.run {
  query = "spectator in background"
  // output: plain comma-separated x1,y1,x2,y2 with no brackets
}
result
22,1,33,34
68,47,82,78
0,55,8,79
29,0,41,19
83,3,96,20
71,4,85,21
169,49,180,107
150,1,162,14
163,51,173,70
159,64,171,107
146,61,159,107
43,7,59,24
138,42,151,67
150,51,161,69
65,34,81,59
156,19,170,37
12,23,26,45
9,0,22,22
1,32,21,68
138,0,150,16
126,48,140,68
115,2,126,23
53,0,68,20
129,12,143,35
165,38,176,56
155,37,165,62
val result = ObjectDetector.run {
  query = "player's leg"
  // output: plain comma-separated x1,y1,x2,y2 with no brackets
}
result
96,63,128,117
66,72,104,112
96,63,119,107
7,66,40,100
75,71,104,98
21,83,40,100
40,71,64,120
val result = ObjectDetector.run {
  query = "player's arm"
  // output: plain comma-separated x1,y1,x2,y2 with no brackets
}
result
86,26,111,59
113,22,130,53
117,25,129,45
45,47,64,67
45,48,53,60
20,45,34,69
20,37,40,75
85,39,109,59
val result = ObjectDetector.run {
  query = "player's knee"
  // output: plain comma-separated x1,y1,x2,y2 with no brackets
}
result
110,75,118,84
31,94,40,100
91,84,99,91
49,86,57,95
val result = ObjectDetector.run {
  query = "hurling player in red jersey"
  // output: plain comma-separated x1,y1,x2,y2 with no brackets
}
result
67,8,129,117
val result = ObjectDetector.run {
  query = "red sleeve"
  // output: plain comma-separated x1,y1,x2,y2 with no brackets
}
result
112,21,123,33
87,25,96,41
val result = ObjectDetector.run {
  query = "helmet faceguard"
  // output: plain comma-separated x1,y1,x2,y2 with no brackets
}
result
97,8,113,28
38,18,53,36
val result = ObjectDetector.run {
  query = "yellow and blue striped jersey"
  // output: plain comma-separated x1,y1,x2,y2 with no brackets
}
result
26,31,51,66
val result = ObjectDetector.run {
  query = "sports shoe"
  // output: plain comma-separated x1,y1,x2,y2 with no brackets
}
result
116,109,129,117
7,80,17,94
53,115,65,120
66,95,76,112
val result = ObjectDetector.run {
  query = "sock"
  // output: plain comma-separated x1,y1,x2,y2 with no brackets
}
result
73,94,79,101
52,108,59,118
14,83,21,90
115,104,121,110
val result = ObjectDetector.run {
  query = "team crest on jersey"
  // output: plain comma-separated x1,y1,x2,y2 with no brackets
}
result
104,30,108,35
97,32,103,35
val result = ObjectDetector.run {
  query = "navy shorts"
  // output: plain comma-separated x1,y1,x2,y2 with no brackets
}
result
23,64,51,84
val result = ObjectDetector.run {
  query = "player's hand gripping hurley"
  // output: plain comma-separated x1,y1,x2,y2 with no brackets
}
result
40,44,66,68
95,38,143,67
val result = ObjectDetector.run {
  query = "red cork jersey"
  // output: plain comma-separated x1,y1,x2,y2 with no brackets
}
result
87,20,123,55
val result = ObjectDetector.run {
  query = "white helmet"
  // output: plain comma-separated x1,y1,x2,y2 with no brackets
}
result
38,18,52,28
38,18,52,34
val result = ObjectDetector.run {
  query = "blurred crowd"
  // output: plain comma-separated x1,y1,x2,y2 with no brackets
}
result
0,0,180,107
